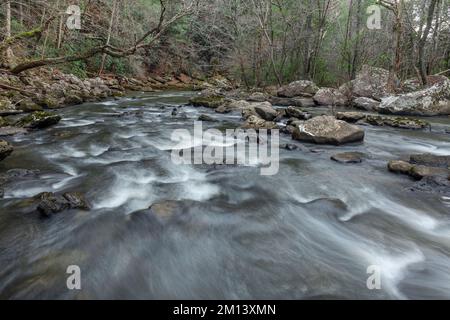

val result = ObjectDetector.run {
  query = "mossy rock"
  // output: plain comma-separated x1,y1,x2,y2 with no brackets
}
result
16,111,62,129
18,99,43,112
189,95,225,109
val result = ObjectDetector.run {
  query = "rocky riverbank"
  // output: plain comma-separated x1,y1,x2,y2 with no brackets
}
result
1,64,449,210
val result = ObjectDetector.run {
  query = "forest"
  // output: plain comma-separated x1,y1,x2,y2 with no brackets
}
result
1,0,449,86
1,0,450,301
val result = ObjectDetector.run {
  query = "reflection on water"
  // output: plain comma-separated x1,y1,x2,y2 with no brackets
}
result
0,91,450,299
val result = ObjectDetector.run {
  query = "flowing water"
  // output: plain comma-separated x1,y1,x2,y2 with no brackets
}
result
0,91,449,299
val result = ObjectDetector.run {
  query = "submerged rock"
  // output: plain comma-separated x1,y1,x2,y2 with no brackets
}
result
37,192,90,217
16,111,62,129
292,116,364,145
277,80,319,98
331,152,366,164
377,79,450,116
0,140,13,161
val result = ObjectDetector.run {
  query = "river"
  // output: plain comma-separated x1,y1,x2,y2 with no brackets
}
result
0,91,449,299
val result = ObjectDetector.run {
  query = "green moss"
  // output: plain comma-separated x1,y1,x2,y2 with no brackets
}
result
16,111,61,129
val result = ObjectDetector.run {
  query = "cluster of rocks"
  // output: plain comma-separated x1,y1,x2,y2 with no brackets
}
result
388,154,450,196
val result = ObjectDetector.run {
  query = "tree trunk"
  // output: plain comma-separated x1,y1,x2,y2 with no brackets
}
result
418,0,438,86
99,0,119,75
5,0,14,63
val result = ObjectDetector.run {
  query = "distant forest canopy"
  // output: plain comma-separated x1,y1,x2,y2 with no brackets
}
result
1,0,449,87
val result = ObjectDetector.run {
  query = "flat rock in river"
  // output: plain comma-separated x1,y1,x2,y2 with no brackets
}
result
331,152,366,164
292,116,364,145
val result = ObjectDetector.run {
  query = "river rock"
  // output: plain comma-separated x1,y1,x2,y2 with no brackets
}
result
410,154,450,168
0,126,27,136
18,99,43,112
247,92,268,102
0,140,13,161
253,102,278,121
377,79,450,116
292,116,364,145
353,97,380,111
348,65,391,100
336,112,429,130
363,115,429,130
388,160,413,175
331,152,365,164
336,112,366,123
37,192,90,217
0,97,22,116
409,175,450,197
241,115,278,131
198,114,218,122
270,96,316,107
313,88,348,106
16,111,62,129
285,106,311,120
409,165,450,180
190,95,225,109
277,80,319,98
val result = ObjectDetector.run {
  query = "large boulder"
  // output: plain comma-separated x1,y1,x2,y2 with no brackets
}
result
353,97,380,111
277,80,319,98
377,79,450,116
0,140,13,161
348,65,391,100
16,111,62,129
313,88,348,106
292,115,364,145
